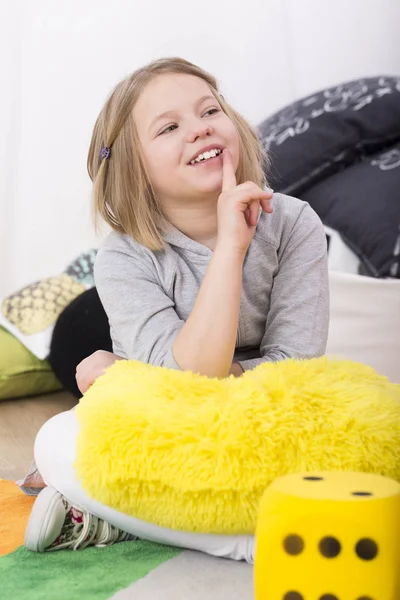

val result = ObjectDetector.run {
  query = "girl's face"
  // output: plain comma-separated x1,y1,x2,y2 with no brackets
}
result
134,73,240,206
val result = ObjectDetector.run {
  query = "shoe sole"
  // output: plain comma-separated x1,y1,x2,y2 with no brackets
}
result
24,486,63,552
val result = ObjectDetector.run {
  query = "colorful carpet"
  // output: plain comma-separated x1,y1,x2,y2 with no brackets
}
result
0,480,253,600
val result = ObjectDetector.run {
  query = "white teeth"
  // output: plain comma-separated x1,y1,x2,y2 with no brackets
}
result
190,148,222,164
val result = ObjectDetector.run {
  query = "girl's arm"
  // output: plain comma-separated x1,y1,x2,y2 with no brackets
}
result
171,245,244,378
171,150,272,378
76,350,244,396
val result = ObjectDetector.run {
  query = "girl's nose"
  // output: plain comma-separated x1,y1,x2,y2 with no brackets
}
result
186,123,213,143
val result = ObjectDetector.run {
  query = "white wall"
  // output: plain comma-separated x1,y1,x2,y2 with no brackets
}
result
1,0,399,296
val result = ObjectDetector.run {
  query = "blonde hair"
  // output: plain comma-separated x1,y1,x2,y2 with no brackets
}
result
88,57,268,251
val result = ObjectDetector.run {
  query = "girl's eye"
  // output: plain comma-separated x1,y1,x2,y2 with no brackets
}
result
159,124,177,135
203,108,219,117
158,108,219,135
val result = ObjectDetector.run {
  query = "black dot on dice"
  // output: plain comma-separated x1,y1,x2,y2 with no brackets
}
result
303,476,324,481
283,592,304,600
283,535,304,555
319,536,341,558
320,595,339,600
356,538,378,560
357,597,374,600
352,491,373,496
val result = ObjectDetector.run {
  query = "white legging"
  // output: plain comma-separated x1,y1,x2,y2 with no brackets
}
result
34,409,255,563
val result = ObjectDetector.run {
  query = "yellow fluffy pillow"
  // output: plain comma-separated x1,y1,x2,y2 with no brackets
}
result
75,357,400,535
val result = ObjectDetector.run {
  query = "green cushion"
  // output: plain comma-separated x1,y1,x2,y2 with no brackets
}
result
0,326,62,400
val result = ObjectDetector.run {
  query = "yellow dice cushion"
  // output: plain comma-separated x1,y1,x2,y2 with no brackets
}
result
74,357,400,534
255,472,400,599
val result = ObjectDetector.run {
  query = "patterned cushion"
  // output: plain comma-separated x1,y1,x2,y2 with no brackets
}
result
0,249,97,360
259,77,400,278
259,76,400,196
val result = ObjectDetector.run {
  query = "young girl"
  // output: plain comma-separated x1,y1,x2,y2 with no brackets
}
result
24,57,329,562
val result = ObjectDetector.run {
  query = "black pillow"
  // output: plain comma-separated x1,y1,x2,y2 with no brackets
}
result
301,141,400,279
48,287,112,398
258,76,400,195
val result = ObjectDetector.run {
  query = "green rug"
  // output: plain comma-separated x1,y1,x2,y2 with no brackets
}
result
1,541,181,600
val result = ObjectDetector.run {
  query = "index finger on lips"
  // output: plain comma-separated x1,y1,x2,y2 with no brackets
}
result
222,149,237,192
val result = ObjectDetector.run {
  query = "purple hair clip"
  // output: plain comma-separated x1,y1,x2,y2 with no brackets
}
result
100,146,111,160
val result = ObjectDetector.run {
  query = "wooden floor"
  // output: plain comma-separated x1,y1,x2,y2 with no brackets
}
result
0,390,77,481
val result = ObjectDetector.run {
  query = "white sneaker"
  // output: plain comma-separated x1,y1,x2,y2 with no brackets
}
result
24,486,136,552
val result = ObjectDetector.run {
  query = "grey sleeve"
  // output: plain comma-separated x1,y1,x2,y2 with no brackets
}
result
94,245,183,369
238,204,329,371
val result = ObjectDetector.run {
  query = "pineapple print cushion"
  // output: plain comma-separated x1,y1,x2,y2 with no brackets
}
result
0,250,97,360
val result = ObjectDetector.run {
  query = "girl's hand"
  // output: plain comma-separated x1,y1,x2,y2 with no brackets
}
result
76,350,123,394
216,149,273,255
229,362,244,377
